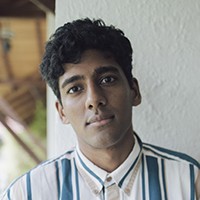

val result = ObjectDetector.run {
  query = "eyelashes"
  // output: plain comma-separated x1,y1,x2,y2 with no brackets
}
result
100,76,116,85
66,75,118,95
67,85,83,94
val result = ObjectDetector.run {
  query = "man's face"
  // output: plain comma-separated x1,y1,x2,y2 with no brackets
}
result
56,50,141,152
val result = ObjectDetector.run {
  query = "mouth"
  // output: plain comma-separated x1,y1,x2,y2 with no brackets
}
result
86,114,115,127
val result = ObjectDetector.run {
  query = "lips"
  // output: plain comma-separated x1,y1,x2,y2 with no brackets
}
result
86,114,114,127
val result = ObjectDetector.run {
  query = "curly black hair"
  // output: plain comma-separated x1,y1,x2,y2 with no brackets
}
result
40,18,133,103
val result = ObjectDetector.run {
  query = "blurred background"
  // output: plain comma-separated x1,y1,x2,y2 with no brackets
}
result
0,0,55,192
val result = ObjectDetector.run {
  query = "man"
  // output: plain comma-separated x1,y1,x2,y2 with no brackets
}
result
1,18,200,200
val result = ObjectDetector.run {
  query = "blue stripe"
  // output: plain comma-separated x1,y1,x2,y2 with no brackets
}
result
118,152,140,187
77,153,104,185
61,159,73,200
73,159,80,200
102,186,105,200
190,164,195,200
7,189,11,200
161,159,168,200
141,154,146,200
143,143,200,168
55,161,60,199
26,172,32,200
146,156,162,200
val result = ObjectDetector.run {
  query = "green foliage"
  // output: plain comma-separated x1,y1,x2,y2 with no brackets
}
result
30,101,46,139
1,102,47,190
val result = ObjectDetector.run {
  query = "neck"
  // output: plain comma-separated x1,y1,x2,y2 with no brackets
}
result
79,132,135,173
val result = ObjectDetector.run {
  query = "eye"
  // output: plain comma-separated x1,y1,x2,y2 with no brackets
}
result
100,76,116,84
67,86,82,94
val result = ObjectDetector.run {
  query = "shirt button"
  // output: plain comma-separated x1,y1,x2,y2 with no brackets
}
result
125,188,131,194
106,176,112,182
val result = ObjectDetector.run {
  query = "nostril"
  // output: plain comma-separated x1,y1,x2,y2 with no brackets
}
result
88,105,93,109
87,100,106,110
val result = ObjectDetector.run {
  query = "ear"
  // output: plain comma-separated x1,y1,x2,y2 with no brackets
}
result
55,101,70,124
130,78,142,106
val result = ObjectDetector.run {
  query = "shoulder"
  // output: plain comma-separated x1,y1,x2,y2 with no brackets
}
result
38,148,75,168
1,149,75,199
27,148,76,177
140,142,200,197
142,142,200,169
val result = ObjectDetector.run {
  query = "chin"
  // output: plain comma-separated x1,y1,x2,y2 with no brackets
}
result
91,136,122,149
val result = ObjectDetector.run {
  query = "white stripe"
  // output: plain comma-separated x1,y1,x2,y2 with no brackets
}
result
157,158,165,200
143,144,192,164
143,155,150,200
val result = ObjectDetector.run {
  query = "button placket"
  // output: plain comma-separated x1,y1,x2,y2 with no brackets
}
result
105,183,120,200
103,175,120,200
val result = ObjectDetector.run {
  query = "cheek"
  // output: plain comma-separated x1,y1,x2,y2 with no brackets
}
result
109,88,132,107
110,92,133,122
62,98,85,121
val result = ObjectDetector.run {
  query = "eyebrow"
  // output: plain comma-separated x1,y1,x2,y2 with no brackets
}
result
61,75,84,88
94,66,119,76
61,66,120,89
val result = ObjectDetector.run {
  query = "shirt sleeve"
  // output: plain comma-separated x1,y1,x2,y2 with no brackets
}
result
1,175,27,200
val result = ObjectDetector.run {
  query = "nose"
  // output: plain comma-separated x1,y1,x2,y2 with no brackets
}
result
85,83,107,111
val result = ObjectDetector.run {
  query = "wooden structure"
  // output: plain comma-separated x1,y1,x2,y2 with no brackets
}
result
0,0,55,163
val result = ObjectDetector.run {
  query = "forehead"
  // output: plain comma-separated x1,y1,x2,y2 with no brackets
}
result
62,50,122,76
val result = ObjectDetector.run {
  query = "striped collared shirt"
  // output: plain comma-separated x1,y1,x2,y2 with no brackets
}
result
1,134,200,200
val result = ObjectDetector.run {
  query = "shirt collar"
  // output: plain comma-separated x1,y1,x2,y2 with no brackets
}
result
75,133,142,196
112,134,142,187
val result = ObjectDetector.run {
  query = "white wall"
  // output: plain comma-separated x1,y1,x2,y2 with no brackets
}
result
48,0,200,162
